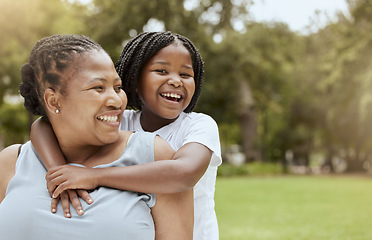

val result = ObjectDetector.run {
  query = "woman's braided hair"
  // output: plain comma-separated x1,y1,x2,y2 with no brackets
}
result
115,31,204,113
19,34,102,118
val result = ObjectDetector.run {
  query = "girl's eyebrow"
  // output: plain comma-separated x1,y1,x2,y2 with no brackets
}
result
151,61,193,69
150,60,169,66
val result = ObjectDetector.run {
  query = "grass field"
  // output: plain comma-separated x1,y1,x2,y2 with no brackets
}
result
215,175,372,240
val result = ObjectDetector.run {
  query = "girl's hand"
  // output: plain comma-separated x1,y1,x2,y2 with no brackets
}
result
51,189,93,218
46,165,98,217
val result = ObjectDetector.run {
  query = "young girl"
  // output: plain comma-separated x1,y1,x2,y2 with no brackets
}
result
32,31,222,240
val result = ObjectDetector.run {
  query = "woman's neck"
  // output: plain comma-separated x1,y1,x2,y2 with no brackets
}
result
60,144,104,166
58,133,127,167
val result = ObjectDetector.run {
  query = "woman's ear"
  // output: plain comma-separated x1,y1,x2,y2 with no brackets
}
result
44,88,60,115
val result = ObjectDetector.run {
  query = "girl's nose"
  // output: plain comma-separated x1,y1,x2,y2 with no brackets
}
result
167,75,183,87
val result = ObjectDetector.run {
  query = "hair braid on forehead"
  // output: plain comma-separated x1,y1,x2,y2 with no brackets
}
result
173,34,204,113
19,34,103,118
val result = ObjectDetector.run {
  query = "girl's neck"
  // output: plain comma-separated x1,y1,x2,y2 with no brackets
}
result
140,111,179,132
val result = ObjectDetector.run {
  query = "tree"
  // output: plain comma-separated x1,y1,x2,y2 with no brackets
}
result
0,0,86,147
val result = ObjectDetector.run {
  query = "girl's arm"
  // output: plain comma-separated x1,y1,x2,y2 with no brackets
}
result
47,142,211,196
97,142,211,192
30,117,66,169
31,118,93,218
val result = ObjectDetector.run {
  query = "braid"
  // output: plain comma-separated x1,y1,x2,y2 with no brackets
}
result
19,34,102,118
115,31,204,113
174,33,204,112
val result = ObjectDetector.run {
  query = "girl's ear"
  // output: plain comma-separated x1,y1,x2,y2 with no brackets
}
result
44,88,60,115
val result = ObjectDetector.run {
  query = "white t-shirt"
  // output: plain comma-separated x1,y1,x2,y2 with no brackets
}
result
120,110,222,240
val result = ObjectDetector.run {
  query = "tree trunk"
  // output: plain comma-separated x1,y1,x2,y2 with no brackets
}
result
235,78,260,162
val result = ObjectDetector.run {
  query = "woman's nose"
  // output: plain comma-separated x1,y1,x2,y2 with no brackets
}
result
106,88,123,109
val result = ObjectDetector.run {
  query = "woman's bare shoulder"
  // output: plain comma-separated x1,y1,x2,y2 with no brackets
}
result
0,144,20,166
0,144,20,202
153,135,175,161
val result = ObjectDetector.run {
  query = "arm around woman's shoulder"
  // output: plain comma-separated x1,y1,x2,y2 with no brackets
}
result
151,136,194,240
0,144,21,203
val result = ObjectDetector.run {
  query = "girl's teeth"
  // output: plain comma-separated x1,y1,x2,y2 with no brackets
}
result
162,93,181,98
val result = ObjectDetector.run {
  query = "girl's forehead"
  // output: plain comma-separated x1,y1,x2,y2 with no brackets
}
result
152,44,191,60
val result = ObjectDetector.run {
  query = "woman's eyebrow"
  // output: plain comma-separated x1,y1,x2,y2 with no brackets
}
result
88,77,121,83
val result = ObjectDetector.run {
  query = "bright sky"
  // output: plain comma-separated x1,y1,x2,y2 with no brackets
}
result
250,0,349,34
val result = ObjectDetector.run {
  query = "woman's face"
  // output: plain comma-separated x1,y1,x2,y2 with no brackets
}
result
55,49,126,147
138,43,195,123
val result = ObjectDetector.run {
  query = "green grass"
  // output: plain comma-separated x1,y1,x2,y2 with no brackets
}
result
215,175,372,240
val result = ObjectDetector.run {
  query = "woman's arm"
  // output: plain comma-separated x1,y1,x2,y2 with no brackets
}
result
47,142,211,196
0,144,19,203
153,190,194,240
151,136,193,240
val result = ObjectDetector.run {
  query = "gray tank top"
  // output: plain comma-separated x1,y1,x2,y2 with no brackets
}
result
0,131,157,240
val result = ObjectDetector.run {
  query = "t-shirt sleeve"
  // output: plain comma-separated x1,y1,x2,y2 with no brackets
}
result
183,114,222,166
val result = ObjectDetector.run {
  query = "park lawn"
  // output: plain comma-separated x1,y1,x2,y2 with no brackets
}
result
215,175,372,240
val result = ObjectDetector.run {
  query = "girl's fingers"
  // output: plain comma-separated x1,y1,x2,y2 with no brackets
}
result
77,189,94,205
52,182,69,199
51,197,59,213
60,191,71,218
68,190,84,216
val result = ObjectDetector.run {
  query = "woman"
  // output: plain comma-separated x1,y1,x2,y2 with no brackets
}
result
0,34,193,240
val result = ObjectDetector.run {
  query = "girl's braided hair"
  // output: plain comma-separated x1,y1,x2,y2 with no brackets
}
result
19,34,102,118
115,31,204,113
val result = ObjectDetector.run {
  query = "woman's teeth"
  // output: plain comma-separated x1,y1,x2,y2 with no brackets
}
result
97,115,118,122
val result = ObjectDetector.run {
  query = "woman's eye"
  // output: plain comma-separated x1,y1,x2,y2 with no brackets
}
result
114,86,122,93
92,86,104,92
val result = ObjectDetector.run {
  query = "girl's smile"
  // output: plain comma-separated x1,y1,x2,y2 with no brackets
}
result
138,42,195,130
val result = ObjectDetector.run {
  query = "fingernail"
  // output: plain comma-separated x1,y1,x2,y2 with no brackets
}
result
78,209,84,215
88,198,93,203
52,208,56,213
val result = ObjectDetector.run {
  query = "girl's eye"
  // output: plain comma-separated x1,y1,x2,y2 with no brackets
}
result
154,69,167,74
181,73,193,78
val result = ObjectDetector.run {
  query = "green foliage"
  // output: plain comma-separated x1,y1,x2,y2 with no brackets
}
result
217,162,284,177
0,0,86,146
2,0,372,167
0,103,30,146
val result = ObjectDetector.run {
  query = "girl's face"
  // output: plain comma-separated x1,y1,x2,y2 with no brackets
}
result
138,43,195,125
55,49,127,147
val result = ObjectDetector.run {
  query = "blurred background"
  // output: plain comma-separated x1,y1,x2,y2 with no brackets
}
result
2,0,372,174
2,0,372,239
